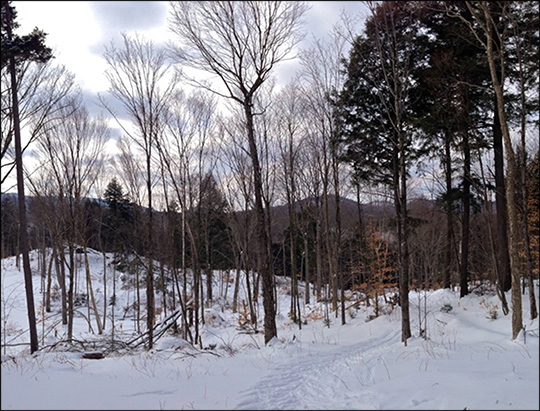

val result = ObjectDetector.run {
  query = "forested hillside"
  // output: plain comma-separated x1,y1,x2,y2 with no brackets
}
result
1,0,538,355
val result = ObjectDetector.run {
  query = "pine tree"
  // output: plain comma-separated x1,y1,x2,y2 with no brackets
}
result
334,1,430,344
102,178,133,253
103,178,129,213
412,1,494,297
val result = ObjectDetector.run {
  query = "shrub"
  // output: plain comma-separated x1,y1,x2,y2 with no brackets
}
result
440,303,453,313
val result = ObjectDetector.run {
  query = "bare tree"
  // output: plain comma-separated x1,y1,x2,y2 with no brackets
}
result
101,32,178,349
154,88,218,346
33,99,110,340
453,0,523,340
26,174,64,318
509,2,538,320
298,25,352,324
215,113,258,324
168,0,309,344
1,60,75,186
112,136,145,333
113,137,145,210
2,1,53,353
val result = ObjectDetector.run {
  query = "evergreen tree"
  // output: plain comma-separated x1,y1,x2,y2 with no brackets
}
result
197,172,233,270
194,172,233,304
102,178,133,253
103,177,130,215
1,1,51,69
412,1,494,297
334,1,431,344
0,195,18,257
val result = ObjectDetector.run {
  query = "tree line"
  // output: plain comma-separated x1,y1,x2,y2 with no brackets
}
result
1,1,538,353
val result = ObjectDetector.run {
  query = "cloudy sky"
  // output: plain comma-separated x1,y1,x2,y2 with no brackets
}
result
11,1,369,113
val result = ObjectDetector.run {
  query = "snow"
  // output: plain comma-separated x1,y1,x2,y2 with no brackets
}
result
1,249,539,410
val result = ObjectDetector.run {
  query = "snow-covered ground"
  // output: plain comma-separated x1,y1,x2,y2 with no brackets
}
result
1,249,539,410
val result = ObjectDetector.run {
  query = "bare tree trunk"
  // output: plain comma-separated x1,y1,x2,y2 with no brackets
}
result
45,249,54,313
83,247,103,334
245,267,256,326
159,260,167,318
7,30,38,354
288,203,298,324
493,108,512,292
477,153,509,315
396,141,412,344
460,132,471,297
135,265,141,334
232,266,241,314
145,163,155,349
354,182,367,290
67,245,75,342
514,17,537,320
304,235,311,305
315,219,323,301
331,140,345,325
244,99,277,343
102,251,107,330
481,3,523,339
322,184,336,312
56,247,67,325
112,264,116,343
443,131,454,289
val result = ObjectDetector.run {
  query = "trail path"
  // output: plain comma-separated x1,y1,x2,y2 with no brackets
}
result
235,329,401,410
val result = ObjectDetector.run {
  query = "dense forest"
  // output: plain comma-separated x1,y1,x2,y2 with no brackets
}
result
1,1,538,354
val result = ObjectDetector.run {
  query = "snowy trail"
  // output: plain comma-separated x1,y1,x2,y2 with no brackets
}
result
235,329,401,410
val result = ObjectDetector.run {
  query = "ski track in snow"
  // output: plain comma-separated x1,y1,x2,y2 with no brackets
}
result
235,329,401,410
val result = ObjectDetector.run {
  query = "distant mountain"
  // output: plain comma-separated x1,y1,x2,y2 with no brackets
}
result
0,192,18,201
1,192,107,207
2,192,403,245
267,195,395,242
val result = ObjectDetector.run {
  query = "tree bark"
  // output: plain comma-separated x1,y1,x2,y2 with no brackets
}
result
243,98,277,344
443,131,454,289
493,108,512,292
460,132,471,298
397,141,411,344
5,4,39,353
480,2,523,339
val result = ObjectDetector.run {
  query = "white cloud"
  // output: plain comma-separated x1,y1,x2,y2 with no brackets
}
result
13,2,107,90
11,1,369,95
